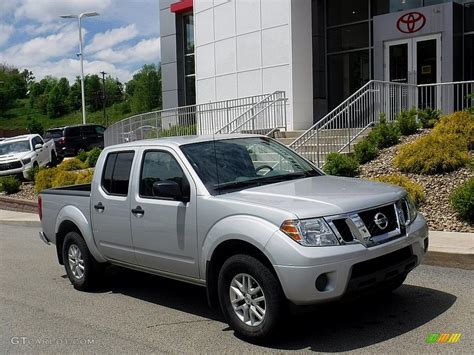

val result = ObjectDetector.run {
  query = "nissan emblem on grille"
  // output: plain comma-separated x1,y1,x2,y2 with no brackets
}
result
374,212,389,230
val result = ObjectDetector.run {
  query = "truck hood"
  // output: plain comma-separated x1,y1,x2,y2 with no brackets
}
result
0,151,31,163
221,176,406,219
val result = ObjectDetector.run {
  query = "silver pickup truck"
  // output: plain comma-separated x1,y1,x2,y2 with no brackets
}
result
39,134,428,340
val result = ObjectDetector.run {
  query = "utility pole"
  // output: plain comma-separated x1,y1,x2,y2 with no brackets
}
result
100,71,107,126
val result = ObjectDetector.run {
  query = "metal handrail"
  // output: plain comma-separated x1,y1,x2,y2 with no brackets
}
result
215,91,285,134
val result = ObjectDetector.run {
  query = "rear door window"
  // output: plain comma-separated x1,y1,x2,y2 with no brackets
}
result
82,126,96,137
66,127,81,137
101,151,135,196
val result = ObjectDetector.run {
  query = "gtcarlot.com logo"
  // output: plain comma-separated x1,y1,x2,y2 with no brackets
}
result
10,336,95,346
426,333,462,344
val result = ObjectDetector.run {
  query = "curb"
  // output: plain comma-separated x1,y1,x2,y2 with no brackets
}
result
0,219,41,228
0,196,37,214
423,251,473,270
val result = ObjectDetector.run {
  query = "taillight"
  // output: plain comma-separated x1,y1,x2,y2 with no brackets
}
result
38,195,42,221
58,137,66,145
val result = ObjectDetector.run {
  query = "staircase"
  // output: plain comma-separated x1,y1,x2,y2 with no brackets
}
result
274,129,370,165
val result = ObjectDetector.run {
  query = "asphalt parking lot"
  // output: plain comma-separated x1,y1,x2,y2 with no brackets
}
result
0,224,472,353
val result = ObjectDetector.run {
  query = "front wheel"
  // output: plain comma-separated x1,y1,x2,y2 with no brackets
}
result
62,231,103,291
218,255,286,341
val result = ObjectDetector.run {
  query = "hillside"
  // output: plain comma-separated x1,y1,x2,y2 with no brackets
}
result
0,99,136,131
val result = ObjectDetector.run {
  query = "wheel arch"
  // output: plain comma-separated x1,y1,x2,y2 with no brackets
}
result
205,239,279,308
54,205,107,264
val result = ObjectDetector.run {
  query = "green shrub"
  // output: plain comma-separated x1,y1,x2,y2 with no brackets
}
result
76,150,88,162
57,158,84,171
0,176,21,194
418,107,441,128
27,119,44,136
396,108,419,136
372,174,425,206
432,111,474,149
51,170,78,188
75,169,94,184
394,133,469,174
86,147,102,168
323,152,359,177
26,165,40,181
450,178,474,222
354,138,379,164
367,115,401,149
158,124,197,137
35,167,57,192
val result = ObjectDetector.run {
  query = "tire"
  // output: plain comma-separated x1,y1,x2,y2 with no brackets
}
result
49,151,57,167
62,231,103,291
218,254,286,341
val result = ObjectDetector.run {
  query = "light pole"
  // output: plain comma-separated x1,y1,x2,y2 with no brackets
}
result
100,71,107,126
60,12,99,125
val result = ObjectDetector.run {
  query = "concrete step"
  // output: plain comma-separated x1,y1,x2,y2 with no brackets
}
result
273,130,306,139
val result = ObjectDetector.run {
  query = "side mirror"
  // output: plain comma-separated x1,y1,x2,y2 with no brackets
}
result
34,143,43,150
153,181,188,202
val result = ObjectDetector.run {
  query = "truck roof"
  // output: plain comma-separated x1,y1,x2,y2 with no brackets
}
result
106,134,264,150
1,134,37,143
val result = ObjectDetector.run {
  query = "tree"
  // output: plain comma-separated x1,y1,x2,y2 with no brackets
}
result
128,64,162,113
85,74,102,112
47,85,64,118
0,64,29,114
67,77,82,111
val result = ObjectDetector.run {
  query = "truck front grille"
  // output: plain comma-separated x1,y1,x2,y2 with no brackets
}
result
329,202,402,246
0,161,22,171
358,204,398,237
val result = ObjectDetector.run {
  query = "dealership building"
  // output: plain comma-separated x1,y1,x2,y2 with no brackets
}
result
159,0,474,130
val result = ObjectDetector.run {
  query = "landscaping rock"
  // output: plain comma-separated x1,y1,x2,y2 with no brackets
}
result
359,129,474,233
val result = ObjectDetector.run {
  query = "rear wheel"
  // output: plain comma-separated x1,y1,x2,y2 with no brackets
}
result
218,254,286,341
62,231,103,291
49,151,57,167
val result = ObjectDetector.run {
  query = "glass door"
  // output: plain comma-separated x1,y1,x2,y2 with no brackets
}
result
385,34,441,109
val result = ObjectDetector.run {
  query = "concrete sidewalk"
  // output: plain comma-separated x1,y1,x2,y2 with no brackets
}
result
0,209,40,227
0,209,472,269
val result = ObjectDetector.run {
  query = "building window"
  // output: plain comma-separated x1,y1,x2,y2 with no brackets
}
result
327,50,370,109
183,14,195,105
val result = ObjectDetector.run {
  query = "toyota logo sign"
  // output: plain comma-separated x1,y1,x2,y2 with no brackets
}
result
397,12,426,34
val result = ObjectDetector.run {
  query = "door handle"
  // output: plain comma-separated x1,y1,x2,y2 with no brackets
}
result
131,206,145,215
94,202,105,212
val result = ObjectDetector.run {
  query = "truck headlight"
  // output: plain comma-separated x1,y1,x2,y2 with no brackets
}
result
401,196,417,225
22,157,31,165
280,218,339,246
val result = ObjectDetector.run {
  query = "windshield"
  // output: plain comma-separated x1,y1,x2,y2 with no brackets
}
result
181,137,321,195
0,140,31,155
44,129,63,139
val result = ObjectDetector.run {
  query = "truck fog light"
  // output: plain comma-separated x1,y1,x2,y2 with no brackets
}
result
315,273,328,292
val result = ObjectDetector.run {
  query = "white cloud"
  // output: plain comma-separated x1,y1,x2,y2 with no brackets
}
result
15,0,111,22
0,24,14,48
85,24,138,53
0,24,80,67
23,22,67,35
94,37,160,64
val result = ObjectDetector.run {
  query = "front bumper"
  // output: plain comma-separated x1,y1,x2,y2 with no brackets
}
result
268,214,428,305
0,166,29,179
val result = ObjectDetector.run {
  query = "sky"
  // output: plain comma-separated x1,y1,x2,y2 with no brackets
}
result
0,0,161,83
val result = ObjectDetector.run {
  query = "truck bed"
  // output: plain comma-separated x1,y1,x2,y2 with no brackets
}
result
40,184,92,244
41,184,91,197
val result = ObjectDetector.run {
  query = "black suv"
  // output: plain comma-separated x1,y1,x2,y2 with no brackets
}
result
44,124,105,158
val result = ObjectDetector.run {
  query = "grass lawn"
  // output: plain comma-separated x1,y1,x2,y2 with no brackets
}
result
0,99,139,130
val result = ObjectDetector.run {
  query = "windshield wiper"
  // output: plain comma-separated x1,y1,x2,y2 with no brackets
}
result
258,170,320,183
215,179,266,192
